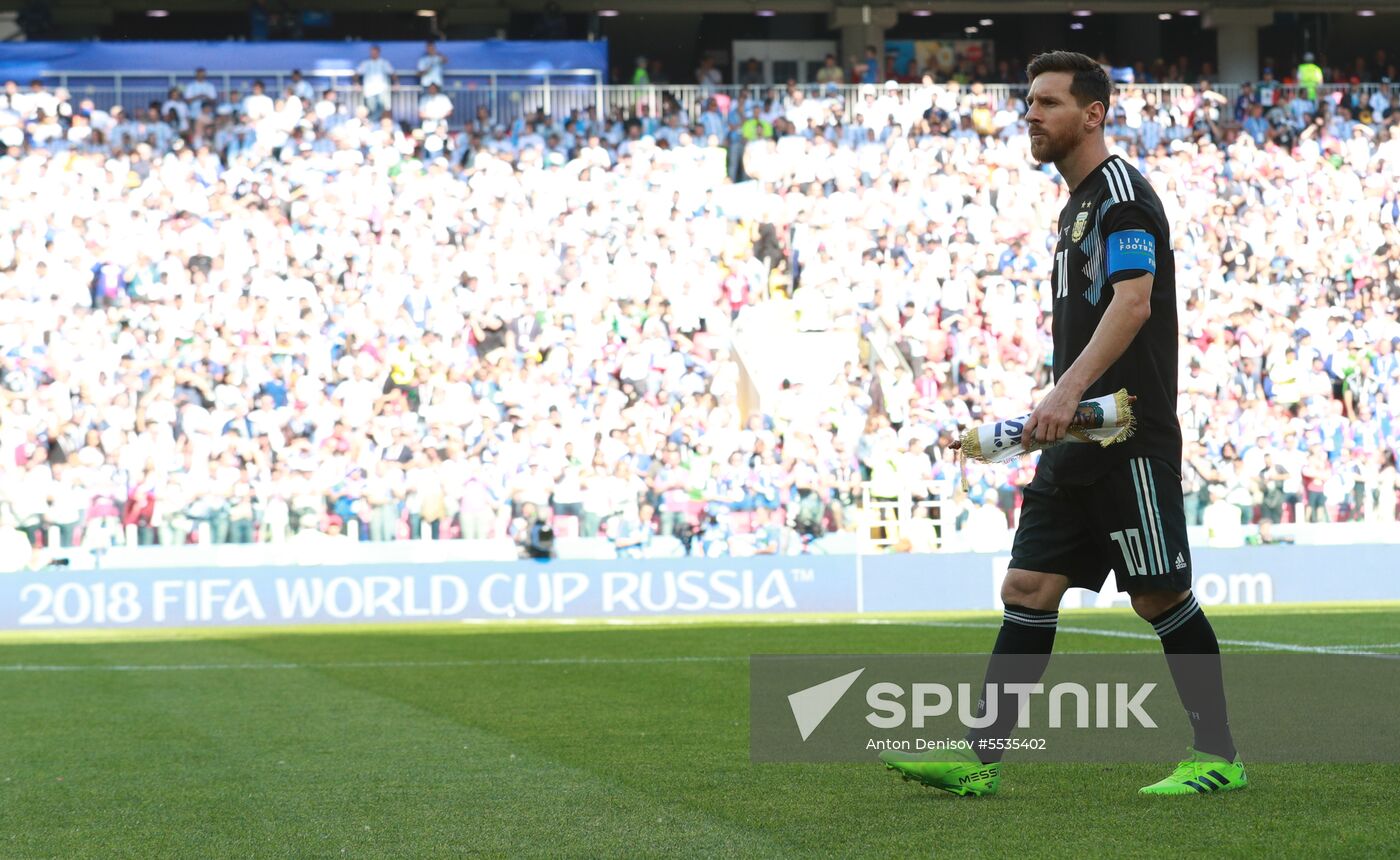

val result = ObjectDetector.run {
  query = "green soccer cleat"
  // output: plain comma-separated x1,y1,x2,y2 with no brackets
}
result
880,746,1000,797
1139,749,1248,796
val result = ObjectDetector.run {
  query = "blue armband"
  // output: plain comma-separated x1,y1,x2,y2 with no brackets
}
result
1106,230,1156,278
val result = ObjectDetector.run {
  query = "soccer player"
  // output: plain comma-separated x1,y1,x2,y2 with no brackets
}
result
882,52,1246,796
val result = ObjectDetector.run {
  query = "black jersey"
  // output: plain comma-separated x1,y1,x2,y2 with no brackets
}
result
1037,154,1181,486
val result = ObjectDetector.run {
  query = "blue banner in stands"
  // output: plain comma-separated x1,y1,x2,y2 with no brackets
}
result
0,545,1395,631
0,556,860,630
0,41,606,79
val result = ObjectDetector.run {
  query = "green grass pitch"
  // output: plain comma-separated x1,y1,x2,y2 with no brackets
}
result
3,604,1399,858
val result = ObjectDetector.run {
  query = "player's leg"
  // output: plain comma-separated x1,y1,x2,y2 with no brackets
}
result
1132,588,1236,763
1134,586,1247,794
962,567,1071,760
882,475,1092,796
1095,456,1246,794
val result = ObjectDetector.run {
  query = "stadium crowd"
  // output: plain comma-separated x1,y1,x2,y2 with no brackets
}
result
1,55,1398,559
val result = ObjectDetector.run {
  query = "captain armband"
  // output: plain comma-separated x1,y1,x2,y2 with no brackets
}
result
1106,230,1157,279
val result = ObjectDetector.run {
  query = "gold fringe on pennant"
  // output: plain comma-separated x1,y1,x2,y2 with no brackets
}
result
1099,388,1137,448
957,426,983,462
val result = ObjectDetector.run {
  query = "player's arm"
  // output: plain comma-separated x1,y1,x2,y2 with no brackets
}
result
1025,212,1161,445
1023,275,1152,444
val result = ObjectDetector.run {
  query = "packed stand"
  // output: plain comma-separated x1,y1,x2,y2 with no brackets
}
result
0,48,1398,561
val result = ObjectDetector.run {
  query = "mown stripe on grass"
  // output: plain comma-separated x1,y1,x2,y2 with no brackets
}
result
5,635,1400,673
0,654,745,673
1,650,785,857
855,619,1400,656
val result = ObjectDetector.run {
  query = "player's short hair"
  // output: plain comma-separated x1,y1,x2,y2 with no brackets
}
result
1026,51,1111,112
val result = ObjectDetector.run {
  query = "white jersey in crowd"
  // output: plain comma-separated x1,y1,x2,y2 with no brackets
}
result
357,57,395,96
417,52,447,88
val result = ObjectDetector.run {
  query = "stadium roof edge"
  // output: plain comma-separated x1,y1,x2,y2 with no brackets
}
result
5,0,1400,12
502,0,1400,11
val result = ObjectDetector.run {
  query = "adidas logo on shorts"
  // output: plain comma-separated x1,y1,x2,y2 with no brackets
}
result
1175,552,1187,570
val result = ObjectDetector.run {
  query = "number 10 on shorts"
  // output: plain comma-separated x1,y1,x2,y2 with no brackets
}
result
1109,528,1152,577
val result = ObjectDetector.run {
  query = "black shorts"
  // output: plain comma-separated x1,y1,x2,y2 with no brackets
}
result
1010,456,1192,594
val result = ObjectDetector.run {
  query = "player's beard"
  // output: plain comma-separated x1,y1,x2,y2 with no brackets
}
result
1029,124,1082,165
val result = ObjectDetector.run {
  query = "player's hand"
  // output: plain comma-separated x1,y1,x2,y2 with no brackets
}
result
1023,384,1084,446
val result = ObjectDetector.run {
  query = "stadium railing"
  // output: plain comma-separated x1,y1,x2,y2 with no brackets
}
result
45,68,604,125
857,481,959,554
6,489,1397,570
598,81,1391,126
38,71,1384,129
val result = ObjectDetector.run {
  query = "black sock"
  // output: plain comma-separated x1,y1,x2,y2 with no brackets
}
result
1150,593,1237,762
966,604,1058,764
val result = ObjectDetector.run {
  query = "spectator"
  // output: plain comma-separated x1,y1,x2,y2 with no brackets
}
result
737,58,763,87
160,87,190,133
1203,485,1246,547
861,46,880,85
288,69,316,103
695,56,722,94
357,44,395,121
614,504,656,559
184,67,218,108
1256,67,1279,107
1297,52,1324,101
241,80,274,122
1242,103,1269,145
417,40,447,89
418,83,452,126
816,54,845,86
647,58,669,85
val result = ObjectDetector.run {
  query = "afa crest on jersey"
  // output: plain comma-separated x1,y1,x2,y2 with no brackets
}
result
1071,210,1090,243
